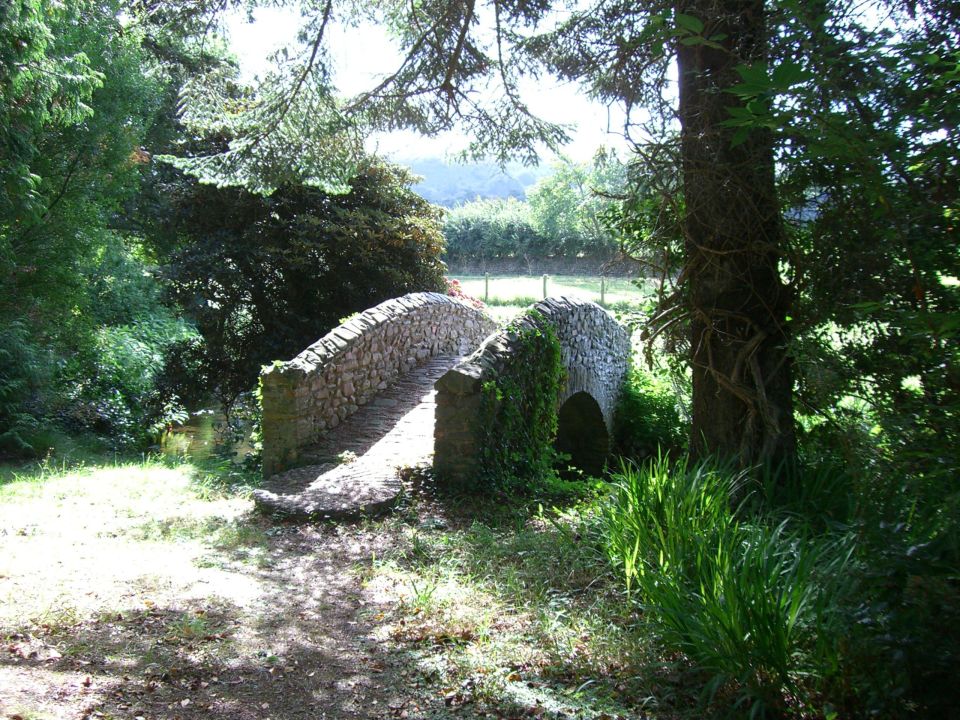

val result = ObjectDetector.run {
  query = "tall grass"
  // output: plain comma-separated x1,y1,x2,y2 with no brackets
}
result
602,456,854,717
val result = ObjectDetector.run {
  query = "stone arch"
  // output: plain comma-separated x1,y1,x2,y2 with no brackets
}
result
434,296,630,485
555,391,609,476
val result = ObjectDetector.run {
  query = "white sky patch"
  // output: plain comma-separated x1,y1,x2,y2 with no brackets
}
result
225,7,630,163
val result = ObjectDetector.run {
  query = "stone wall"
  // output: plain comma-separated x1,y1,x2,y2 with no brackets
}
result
433,296,631,485
261,292,497,478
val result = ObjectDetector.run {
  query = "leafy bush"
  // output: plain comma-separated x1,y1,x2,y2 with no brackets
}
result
602,456,854,716
61,314,197,447
444,197,547,264
846,514,960,718
0,322,47,456
792,384,960,715
612,367,687,461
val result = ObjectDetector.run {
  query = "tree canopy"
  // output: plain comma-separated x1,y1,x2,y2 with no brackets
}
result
149,156,446,409
0,0,187,451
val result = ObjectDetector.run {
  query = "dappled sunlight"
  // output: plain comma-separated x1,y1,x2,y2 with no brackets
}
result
0,463,259,630
0,460,443,718
353,508,663,718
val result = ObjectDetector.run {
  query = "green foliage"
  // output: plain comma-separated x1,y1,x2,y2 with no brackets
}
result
151,156,447,407
62,311,198,447
477,311,565,493
443,154,627,265
444,197,546,264
841,511,960,718
526,153,625,259
0,322,47,454
0,0,103,224
767,1,960,496
601,146,684,287
612,366,687,461
752,10,960,708
0,0,192,454
158,55,362,195
603,457,855,716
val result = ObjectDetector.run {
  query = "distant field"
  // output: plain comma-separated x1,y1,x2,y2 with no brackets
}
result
452,274,651,306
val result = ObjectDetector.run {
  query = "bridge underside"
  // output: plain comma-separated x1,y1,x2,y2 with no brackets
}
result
555,391,609,477
253,354,464,520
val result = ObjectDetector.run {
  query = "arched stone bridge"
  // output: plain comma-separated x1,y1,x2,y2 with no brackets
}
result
254,293,629,519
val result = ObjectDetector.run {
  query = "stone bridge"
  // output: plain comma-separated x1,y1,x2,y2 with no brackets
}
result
254,293,629,519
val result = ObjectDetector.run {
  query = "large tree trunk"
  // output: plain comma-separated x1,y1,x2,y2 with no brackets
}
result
676,0,795,468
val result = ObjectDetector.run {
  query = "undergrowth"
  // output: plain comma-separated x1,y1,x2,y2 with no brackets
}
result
602,457,855,717
613,366,688,461
477,309,565,494
366,495,667,718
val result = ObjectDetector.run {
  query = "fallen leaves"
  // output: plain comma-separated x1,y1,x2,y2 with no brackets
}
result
6,633,63,663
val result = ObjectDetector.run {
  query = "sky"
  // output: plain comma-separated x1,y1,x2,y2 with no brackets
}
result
226,7,632,163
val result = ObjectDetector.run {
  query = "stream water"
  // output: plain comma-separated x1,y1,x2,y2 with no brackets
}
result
159,408,255,462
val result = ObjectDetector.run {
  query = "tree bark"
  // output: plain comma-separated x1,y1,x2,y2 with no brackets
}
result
676,0,795,468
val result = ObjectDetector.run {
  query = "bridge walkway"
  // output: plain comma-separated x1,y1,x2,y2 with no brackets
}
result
252,354,463,520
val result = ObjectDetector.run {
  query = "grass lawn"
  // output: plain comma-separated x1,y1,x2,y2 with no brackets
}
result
451,274,652,307
0,455,668,720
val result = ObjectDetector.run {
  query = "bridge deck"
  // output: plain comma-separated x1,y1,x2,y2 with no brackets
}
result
252,354,463,520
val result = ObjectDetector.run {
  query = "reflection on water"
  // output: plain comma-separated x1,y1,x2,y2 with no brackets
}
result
160,408,255,462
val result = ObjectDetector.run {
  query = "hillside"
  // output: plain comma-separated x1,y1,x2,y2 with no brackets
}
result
399,157,552,207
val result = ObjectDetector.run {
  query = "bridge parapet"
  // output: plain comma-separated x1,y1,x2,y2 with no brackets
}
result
434,297,631,485
261,292,496,478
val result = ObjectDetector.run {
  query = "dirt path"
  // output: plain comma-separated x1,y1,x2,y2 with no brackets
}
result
0,464,463,720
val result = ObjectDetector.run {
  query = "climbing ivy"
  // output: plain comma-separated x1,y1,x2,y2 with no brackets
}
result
477,310,565,492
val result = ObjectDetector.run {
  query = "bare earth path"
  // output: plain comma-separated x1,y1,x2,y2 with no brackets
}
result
0,465,463,720
253,354,465,520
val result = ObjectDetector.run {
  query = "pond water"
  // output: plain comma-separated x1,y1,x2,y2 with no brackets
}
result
159,408,255,462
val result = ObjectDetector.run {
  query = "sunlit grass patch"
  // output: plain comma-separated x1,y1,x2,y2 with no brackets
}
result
0,455,258,632
361,507,661,717
483,303,526,324
453,274,652,307
130,514,268,549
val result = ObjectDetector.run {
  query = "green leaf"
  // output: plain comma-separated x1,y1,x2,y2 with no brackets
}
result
723,106,755,120
730,127,750,147
771,60,811,89
734,62,770,85
675,13,705,34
